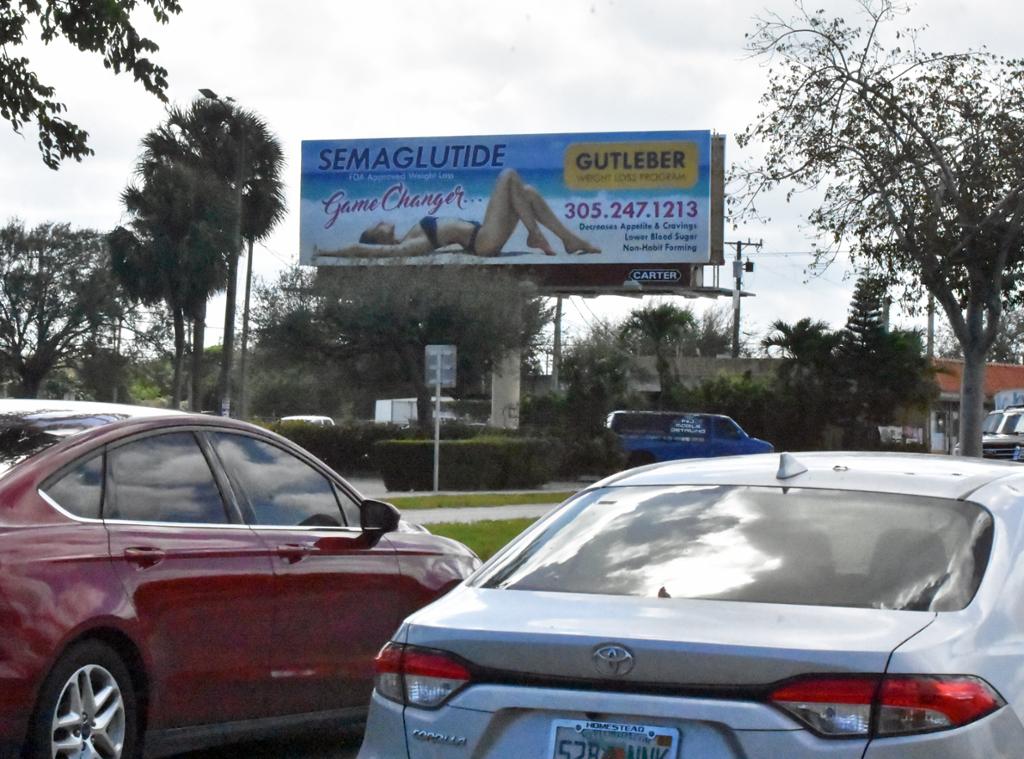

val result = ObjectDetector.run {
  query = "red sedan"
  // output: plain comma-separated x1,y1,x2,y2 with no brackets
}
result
0,401,479,759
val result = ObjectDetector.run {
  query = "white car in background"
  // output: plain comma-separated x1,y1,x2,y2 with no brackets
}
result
279,415,335,426
359,452,1023,758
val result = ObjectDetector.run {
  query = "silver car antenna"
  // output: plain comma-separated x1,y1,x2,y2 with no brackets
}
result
776,452,808,480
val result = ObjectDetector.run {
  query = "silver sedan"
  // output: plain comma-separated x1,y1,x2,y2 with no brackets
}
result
358,452,1024,758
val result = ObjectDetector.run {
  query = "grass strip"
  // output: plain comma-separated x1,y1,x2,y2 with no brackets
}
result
388,491,574,510
429,518,538,561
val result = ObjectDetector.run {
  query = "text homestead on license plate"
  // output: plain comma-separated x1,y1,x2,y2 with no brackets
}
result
549,719,680,759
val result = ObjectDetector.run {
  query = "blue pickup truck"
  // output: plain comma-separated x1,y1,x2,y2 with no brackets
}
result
607,410,774,467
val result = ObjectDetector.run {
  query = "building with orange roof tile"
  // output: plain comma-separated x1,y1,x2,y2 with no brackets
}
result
929,359,1024,452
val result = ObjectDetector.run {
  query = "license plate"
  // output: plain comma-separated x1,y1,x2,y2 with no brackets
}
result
548,719,680,759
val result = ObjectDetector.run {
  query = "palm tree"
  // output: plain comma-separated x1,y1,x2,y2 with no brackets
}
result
140,99,284,413
620,302,696,407
233,113,286,418
761,318,844,449
112,160,234,408
138,98,285,416
761,317,840,380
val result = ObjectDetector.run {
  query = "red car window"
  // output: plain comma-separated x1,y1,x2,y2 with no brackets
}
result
211,433,347,527
107,432,230,524
41,454,105,519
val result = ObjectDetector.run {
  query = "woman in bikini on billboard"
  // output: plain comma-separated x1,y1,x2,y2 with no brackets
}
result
315,168,600,259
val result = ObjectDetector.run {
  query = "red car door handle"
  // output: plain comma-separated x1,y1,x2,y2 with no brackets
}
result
124,547,165,568
276,544,313,563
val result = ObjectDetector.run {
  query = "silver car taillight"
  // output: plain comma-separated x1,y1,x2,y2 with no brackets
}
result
373,641,471,709
770,674,1005,737
373,641,406,703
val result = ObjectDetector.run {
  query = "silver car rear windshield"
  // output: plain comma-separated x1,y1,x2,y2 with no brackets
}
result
475,486,993,612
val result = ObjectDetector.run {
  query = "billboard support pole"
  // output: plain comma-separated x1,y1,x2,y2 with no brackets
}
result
433,363,441,493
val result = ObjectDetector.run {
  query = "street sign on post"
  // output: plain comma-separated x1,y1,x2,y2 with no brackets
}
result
425,344,457,388
425,345,457,492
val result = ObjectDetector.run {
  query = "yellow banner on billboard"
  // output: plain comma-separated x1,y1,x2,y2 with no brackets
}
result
564,141,699,190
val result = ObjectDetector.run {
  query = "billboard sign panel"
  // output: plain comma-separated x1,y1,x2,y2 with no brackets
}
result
300,130,713,269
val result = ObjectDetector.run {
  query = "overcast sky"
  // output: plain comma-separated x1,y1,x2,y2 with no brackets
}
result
1,0,1014,348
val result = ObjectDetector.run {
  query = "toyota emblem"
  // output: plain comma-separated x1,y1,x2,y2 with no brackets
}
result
592,644,635,677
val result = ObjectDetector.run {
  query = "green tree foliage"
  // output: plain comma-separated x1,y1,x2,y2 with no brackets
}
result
254,266,550,429
677,304,735,358
838,277,934,444
1,0,181,168
111,159,235,408
562,321,638,437
761,318,844,448
762,290,936,449
843,276,888,349
736,0,1024,456
618,302,738,406
122,98,286,412
937,311,1024,365
74,306,170,403
247,359,351,421
0,220,122,396
140,98,286,414
619,302,695,406
679,372,780,447
762,318,842,384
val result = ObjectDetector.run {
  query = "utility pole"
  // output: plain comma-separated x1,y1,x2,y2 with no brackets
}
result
551,295,563,391
725,238,762,358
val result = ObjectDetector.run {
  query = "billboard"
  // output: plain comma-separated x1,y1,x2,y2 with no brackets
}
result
300,130,716,274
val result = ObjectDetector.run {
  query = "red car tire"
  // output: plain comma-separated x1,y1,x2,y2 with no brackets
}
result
25,640,139,759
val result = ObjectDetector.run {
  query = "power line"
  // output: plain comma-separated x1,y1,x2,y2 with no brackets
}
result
757,250,854,257
257,241,294,267
578,297,603,325
568,297,596,331
752,260,852,290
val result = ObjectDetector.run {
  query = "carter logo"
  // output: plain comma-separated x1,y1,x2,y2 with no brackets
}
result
629,268,682,282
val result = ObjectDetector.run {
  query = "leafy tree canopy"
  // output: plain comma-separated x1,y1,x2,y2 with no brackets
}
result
619,302,695,406
2,0,181,168
132,97,286,413
255,265,551,428
563,320,638,436
937,310,1024,365
111,159,235,406
0,219,123,396
736,0,1024,455
762,294,935,448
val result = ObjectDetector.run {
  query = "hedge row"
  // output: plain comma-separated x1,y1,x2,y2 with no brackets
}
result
268,421,404,474
270,420,623,485
374,437,556,491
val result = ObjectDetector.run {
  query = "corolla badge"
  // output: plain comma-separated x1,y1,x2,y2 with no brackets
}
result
592,644,635,677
